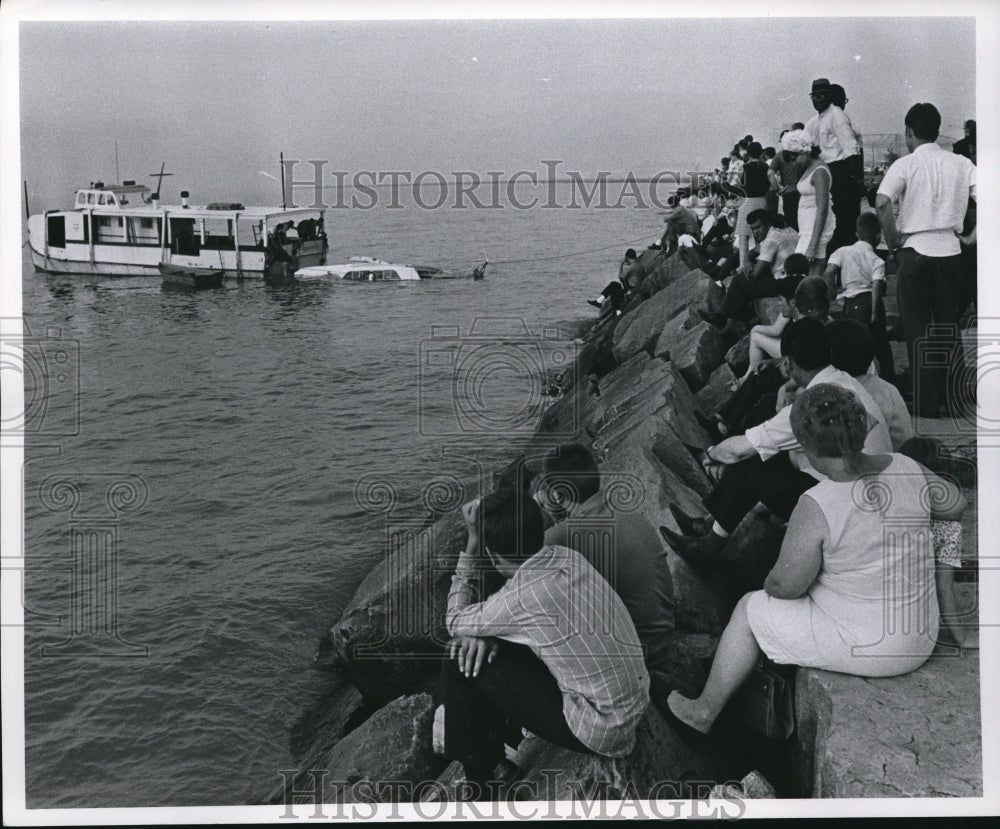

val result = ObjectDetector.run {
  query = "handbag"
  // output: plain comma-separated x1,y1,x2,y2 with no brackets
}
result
728,655,796,740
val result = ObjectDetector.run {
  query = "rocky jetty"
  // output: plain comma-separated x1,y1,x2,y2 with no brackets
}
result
276,245,981,805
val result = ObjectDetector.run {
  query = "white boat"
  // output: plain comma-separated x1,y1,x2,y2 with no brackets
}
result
27,181,328,279
294,257,487,282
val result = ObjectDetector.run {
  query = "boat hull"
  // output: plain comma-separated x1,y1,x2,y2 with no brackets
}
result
28,239,327,279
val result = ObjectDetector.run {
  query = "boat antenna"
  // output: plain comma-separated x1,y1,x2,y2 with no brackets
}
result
279,152,286,209
23,180,30,219
115,141,121,185
148,162,174,199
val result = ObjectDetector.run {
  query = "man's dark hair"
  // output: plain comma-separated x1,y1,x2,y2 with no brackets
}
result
793,276,830,316
783,252,810,277
828,318,876,376
764,146,777,159
780,317,831,371
905,103,941,141
543,442,601,505
748,141,763,158
856,211,881,238
792,121,805,130
624,248,637,259
480,488,544,564
746,208,771,226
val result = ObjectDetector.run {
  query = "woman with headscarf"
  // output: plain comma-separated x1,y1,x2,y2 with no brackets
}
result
665,384,965,738
782,128,836,275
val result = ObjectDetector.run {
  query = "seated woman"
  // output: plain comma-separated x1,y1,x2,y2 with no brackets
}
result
666,383,965,738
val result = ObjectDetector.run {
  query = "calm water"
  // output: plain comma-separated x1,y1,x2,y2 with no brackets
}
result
20,182,663,806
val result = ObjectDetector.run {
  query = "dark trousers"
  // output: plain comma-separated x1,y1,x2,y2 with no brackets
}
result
722,272,781,322
826,156,861,255
717,363,785,430
782,191,800,231
896,248,964,417
842,291,896,384
442,642,592,784
958,243,977,317
704,453,817,534
599,281,627,311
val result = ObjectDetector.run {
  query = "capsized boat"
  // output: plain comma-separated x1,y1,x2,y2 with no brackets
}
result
27,181,328,279
294,257,487,282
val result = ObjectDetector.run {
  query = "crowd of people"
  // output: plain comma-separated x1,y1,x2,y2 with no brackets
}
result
436,81,977,796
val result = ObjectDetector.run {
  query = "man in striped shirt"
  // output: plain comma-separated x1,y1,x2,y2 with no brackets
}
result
442,488,649,787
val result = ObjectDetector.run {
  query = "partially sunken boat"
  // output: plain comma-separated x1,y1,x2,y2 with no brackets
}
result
294,257,488,282
27,181,328,279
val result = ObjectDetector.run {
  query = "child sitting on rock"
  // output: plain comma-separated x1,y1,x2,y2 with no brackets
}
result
736,253,810,387
898,436,979,650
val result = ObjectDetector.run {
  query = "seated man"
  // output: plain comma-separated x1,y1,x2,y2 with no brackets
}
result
588,248,638,313
661,318,893,579
657,194,701,253
536,443,675,713
828,318,913,450
703,209,799,326
443,489,649,789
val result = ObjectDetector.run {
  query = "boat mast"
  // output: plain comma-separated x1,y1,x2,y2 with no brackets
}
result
280,152,286,209
149,162,174,199
115,141,121,185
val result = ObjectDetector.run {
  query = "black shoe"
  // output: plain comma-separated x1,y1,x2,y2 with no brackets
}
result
696,308,727,328
587,299,602,308
669,504,713,538
659,526,720,576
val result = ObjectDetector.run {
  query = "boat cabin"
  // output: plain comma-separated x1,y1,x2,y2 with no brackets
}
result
73,181,154,209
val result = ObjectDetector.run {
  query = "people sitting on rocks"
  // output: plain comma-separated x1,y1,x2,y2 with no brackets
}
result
897,436,978,651
665,383,964,739
657,194,701,253
660,318,892,584
442,489,649,789
702,209,799,328
534,442,675,715
736,255,810,386
824,211,894,382
710,274,829,438
589,248,638,314
828,318,913,450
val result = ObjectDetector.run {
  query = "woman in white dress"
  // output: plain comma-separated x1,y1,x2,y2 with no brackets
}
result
665,383,965,739
782,129,835,276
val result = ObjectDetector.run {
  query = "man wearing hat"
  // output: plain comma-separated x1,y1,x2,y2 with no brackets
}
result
805,77,862,254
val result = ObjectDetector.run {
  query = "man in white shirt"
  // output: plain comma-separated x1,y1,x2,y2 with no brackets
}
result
805,77,862,254
662,318,891,581
876,102,977,418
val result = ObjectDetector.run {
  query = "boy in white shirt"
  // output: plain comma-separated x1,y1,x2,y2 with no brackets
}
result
824,212,894,382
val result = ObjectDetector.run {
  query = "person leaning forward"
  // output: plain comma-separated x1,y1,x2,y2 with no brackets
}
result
442,489,649,788
535,442,675,715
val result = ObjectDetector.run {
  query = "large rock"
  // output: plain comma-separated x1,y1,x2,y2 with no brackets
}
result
330,509,466,707
512,705,732,801
589,359,710,458
653,320,727,392
639,252,691,297
320,693,444,803
794,626,982,797
696,363,737,416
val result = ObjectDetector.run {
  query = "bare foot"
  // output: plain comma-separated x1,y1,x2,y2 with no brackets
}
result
666,691,713,735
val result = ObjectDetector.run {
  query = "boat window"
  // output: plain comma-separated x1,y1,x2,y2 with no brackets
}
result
46,215,66,248
108,193,120,206
76,193,87,207
98,193,108,205
87,193,97,204
140,218,154,229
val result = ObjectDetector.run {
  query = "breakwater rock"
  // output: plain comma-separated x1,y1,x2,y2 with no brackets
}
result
281,245,980,803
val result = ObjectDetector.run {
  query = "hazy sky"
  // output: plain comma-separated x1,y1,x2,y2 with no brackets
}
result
14,11,979,208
